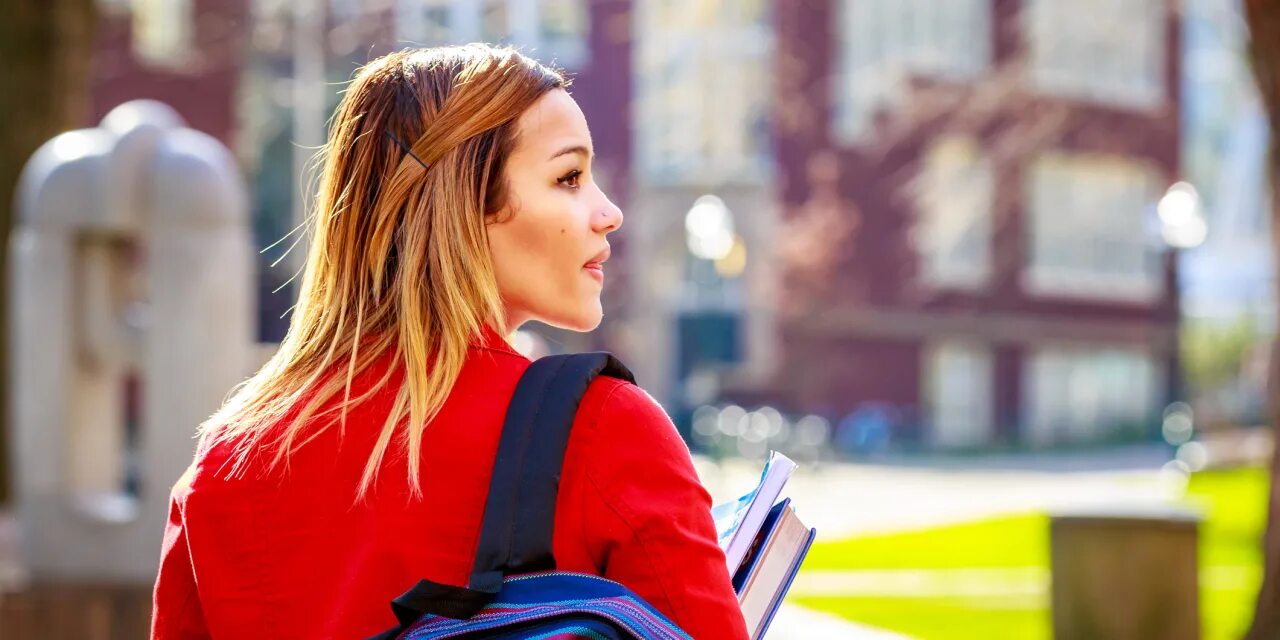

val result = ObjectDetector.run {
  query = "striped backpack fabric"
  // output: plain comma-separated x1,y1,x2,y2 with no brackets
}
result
369,353,694,640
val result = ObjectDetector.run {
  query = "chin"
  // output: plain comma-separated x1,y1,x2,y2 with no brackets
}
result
561,312,603,333
541,301,604,333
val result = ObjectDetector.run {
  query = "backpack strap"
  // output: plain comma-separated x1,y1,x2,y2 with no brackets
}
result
370,352,635,638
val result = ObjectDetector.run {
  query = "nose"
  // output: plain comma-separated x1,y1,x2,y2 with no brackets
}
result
592,190,623,234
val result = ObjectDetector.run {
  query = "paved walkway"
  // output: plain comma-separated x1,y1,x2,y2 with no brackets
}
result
769,602,915,639
695,448,1187,541
792,567,1048,598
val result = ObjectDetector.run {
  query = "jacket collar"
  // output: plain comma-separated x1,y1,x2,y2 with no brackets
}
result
470,322,522,356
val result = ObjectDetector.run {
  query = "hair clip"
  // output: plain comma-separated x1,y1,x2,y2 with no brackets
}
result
385,131,429,170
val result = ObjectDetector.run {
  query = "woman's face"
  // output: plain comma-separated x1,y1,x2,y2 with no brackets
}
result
486,89,623,333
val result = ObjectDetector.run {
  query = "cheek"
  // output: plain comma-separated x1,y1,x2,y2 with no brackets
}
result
488,208,580,298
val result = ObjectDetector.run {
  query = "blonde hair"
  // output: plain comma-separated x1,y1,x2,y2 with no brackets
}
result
200,45,567,498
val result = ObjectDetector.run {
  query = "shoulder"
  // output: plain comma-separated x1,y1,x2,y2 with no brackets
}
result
578,376,678,437
570,375,710,533
574,376,693,478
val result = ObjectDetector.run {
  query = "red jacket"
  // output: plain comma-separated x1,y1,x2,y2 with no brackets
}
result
151,324,750,640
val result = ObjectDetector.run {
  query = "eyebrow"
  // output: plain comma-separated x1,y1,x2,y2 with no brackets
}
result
549,144,592,161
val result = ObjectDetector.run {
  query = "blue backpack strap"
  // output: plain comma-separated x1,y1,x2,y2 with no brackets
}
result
470,352,635,586
370,352,635,638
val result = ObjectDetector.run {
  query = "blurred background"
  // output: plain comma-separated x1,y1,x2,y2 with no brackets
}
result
0,0,1276,638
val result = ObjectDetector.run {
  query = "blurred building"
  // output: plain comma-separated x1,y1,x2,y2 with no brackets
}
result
763,0,1183,450
91,0,249,147
237,0,780,417
84,0,1193,452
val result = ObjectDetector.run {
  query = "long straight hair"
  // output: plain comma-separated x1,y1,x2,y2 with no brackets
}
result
199,45,567,499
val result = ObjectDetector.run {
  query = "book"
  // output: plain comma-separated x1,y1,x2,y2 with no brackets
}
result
711,451,798,574
731,497,792,594
711,451,816,639
733,500,815,640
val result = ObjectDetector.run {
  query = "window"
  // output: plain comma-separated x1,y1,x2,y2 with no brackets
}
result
916,137,993,289
835,0,991,143
249,0,291,40
96,0,132,15
1026,0,1164,108
132,0,193,66
503,0,589,67
1025,153,1163,300
1025,347,1158,446
395,1,587,68
329,0,363,21
395,0,456,46
537,0,587,68
924,342,994,448
635,0,772,184
480,0,510,43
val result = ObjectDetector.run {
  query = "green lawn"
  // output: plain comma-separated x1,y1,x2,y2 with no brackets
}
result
794,466,1267,640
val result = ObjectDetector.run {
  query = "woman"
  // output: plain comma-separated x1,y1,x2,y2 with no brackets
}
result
150,45,750,640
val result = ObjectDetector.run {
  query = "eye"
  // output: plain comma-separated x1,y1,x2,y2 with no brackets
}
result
557,169,582,189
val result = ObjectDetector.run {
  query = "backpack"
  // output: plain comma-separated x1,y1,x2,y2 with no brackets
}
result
369,352,695,640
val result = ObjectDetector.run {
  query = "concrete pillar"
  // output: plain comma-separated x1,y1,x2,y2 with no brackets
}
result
1050,504,1203,640
9,99,253,582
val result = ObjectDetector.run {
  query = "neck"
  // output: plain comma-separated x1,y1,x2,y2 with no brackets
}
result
492,311,528,336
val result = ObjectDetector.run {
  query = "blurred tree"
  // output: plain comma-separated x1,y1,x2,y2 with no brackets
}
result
0,0,97,504
1245,2,1280,638
1182,315,1259,392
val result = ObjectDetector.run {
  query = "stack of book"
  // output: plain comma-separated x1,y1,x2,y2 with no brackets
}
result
712,452,816,640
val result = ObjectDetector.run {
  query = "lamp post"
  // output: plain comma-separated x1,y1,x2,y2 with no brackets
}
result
676,195,746,446
1154,181,1207,456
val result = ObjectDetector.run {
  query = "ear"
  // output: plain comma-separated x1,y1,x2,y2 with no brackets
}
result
487,190,523,225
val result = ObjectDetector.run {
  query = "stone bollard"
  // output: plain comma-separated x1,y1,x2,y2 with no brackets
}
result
9,99,253,583
1050,503,1203,640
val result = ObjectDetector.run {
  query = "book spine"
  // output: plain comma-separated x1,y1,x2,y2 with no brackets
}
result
752,527,817,640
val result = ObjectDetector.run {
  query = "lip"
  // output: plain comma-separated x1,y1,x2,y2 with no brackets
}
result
583,246,609,285
584,246,611,268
